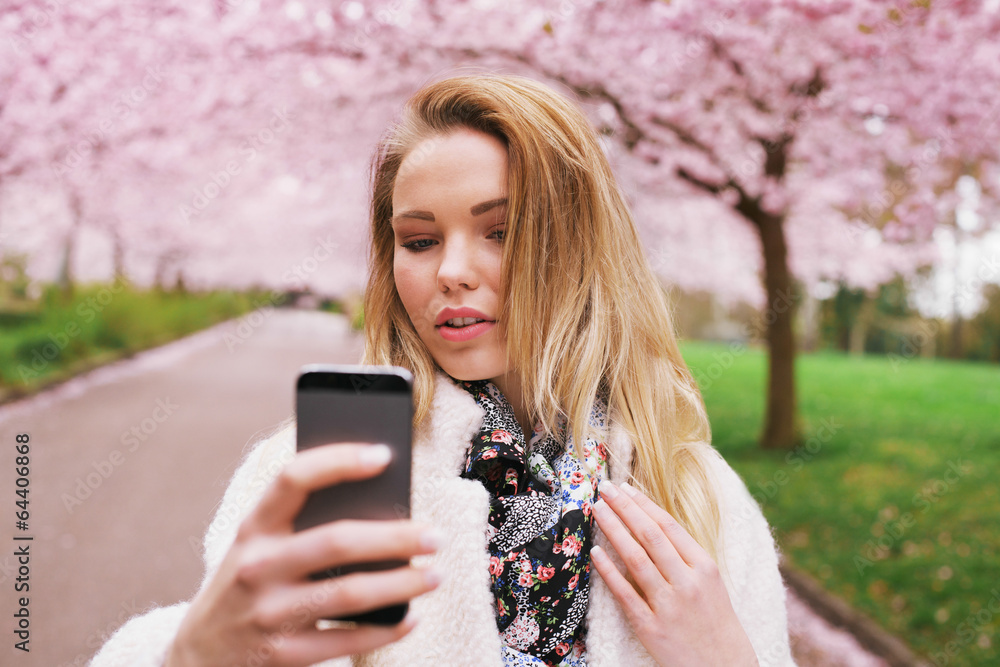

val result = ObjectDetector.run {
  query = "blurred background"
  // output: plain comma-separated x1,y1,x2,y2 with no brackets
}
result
1,1,998,665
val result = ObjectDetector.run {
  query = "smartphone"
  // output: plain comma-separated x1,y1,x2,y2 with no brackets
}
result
294,364,414,625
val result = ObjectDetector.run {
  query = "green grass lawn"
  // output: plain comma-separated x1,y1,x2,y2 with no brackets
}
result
0,283,266,400
679,340,999,666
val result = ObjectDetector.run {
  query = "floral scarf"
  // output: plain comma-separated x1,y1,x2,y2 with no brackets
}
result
459,380,610,667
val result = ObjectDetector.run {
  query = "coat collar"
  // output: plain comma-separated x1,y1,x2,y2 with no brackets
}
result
412,371,486,480
356,370,654,667
415,370,636,485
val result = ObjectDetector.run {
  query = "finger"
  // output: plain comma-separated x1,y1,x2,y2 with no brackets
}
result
275,614,418,665
590,544,652,627
246,443,392,535
592,497,672,598
236,520,440,585
619,481,710,568
269,564,441,628
597,481,688,585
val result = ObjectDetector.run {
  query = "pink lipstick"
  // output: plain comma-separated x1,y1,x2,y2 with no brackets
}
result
435,307,496,342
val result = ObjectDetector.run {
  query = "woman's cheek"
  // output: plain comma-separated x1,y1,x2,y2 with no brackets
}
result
394,261,429,328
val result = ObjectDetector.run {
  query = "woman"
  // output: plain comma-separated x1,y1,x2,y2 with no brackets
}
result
93,74,794,666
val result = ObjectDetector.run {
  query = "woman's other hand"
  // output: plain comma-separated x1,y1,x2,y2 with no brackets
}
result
591,481,759,667
165,443,441,667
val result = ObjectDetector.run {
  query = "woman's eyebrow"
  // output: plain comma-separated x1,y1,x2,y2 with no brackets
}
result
391,209,435,224
392,197,508,224
470,197,507,216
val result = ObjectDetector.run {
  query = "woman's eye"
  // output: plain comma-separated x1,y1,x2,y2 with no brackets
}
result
400,239,435,252
490,227,506,243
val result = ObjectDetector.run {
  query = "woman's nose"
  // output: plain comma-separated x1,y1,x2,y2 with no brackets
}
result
437,238,479,292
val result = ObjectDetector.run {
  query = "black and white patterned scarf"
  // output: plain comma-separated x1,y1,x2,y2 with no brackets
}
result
459,380,610,666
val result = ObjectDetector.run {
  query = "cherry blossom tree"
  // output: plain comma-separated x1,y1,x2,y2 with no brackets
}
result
3,0,999,448
336,0,1000,448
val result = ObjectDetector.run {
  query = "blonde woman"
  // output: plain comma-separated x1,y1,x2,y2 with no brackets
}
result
94,74,794,667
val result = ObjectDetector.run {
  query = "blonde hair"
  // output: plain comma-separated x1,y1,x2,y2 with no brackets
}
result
362,73,722,562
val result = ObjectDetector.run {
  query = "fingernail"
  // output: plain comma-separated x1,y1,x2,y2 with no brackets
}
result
600,481,619,500
420,528,442,552
401,609,419,630
620,482,639,497
359,444,392,467
423,565,442,588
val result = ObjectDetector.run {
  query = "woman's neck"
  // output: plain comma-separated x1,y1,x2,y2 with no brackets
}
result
490,373,533,439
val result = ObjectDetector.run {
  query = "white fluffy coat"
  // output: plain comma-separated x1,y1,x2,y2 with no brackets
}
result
92,373,796,666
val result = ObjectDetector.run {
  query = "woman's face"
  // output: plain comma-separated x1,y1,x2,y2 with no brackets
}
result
391,128,512,388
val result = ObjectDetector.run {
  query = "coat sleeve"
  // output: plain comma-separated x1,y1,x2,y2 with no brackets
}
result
90,424,296,667
707,449,797,667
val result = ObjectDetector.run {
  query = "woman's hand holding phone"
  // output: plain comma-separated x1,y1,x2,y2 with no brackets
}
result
165,443,441,667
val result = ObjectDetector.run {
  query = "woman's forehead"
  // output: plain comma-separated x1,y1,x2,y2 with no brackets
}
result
392,131,508,209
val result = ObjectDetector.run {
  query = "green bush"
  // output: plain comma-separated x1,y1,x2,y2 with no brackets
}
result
0,283,259,392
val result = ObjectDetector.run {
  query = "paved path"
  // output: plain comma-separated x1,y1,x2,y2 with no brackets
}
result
0,309,885,666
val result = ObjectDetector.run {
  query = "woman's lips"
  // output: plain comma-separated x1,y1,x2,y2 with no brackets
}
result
436,320,496,342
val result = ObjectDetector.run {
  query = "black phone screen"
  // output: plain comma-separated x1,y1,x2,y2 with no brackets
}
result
293,366,413,625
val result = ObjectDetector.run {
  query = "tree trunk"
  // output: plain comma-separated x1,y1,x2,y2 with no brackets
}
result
58,190,85,298
949,316,964,359
849,298,875,356
153,255,168,291
798,291,819,353
110,225,126,280
754,212,800,450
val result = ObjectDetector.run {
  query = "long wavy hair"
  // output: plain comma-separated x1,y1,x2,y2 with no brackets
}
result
362,73,722,562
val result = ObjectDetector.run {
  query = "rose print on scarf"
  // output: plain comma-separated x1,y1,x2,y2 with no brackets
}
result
492,429,515,444
460,379,609,667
